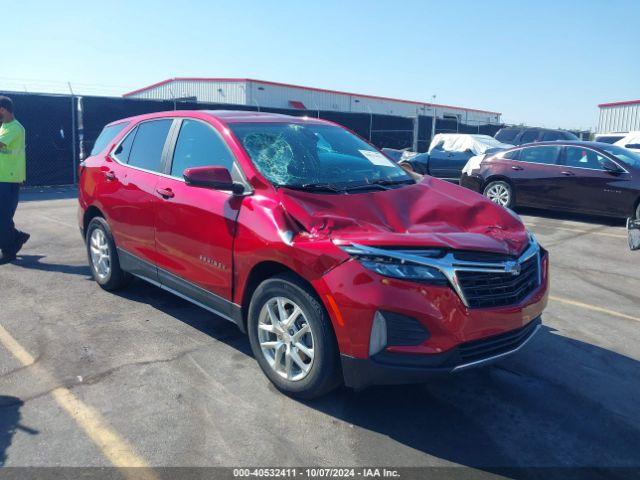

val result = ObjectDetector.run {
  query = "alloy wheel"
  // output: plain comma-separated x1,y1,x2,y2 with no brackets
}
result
485,183,511,207
89,228,111,280
257,296,315,381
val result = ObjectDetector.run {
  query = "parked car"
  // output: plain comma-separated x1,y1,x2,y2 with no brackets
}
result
594,132,628,144
460,141,640,219
495,127,578,145
398,134,513,181
79,111,549,398
614,131,640,152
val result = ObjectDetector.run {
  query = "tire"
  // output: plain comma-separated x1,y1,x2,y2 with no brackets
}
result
483,180,515,209
635,201,640,220
86,217,131,291
247,274,341,399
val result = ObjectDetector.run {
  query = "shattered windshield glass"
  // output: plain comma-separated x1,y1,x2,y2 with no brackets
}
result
230,122,412,190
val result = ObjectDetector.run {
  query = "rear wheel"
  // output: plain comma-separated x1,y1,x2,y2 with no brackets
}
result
483,180,514,209
247,274,340,399
86,217,131,291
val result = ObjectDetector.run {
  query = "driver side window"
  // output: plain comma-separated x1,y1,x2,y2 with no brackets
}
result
170,120,236,178
564,147,607,170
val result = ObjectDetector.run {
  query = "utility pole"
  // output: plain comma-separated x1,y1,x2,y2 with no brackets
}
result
68,82,78,184
430,94,437,145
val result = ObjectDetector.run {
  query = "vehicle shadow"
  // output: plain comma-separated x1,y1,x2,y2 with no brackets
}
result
0,396,38,466
12,255,91,277
302,326,640,475
111,281,640,474
516,206,626,227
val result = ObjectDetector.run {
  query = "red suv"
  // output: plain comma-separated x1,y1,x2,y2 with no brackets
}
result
78,110,549,398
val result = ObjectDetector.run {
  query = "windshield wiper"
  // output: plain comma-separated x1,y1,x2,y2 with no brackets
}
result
280,183,345,193
343,178,414,192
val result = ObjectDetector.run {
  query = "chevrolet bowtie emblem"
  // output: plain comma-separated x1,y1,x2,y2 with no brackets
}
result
504,261,521,276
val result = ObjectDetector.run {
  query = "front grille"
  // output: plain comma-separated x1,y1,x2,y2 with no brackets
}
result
456,254,539,308
458,318,540,364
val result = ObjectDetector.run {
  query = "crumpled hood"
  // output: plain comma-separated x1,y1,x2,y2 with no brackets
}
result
277,177,529,256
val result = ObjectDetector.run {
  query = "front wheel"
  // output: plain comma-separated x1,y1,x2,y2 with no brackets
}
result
247,274,340,399
483,180,515,209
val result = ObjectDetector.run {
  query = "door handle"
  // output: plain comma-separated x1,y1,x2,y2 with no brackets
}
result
105,171,116,181
156,187,175,199
511,165,523,171
560,171,575,176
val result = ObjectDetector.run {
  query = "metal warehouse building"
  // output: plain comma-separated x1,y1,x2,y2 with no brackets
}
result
597,99,640,133
123,78,501,125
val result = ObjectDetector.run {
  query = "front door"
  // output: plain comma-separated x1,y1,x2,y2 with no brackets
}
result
154,118,242,317
553,146,634,216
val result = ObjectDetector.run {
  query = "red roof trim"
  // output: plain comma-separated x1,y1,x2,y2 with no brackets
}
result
598,99,640,108
123,77,501,115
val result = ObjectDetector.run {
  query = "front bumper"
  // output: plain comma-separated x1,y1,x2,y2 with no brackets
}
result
341,316,541,389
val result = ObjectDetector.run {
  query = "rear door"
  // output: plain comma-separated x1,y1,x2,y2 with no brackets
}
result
154,118,244,316
105,118,173,277
511,145,563,207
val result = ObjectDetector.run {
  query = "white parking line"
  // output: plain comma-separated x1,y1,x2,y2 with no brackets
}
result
550,295,640,323
0,323,157,477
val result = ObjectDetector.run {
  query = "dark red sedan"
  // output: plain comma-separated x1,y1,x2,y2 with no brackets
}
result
460,141,640,219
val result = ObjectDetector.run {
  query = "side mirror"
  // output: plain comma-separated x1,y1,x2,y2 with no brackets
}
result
625,144,640,150
183,166,244,194
601,159,623,174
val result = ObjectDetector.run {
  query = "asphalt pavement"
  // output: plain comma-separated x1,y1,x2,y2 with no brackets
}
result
0,188,638,477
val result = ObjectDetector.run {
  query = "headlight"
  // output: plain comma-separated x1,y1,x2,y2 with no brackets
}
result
340,245,448,284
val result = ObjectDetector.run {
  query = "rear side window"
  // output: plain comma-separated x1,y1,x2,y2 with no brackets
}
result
127,120,173,172
541,130,564,141
170,120,236,177
495,129,519,143
563,131,579,140
91,123,127,155
520,129,540,144
520,146,561,165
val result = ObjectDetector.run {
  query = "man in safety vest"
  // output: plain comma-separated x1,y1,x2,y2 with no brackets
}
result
0,96,29,264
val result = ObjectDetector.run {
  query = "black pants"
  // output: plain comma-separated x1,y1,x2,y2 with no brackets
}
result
0,182,22,253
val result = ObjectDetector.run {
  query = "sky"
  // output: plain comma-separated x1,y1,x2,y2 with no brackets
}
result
3,0,639,130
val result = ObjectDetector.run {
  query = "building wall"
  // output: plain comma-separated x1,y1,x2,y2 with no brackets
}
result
127,79,500,124
598,103,640,133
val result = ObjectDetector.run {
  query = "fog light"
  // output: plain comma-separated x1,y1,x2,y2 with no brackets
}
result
369,311,388,356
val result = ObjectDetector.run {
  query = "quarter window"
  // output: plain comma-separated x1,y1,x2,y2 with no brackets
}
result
113,127,137,163
91,123,128,156
520,146,561,165
127,119,173,172
170,120,236,177
564,147,608,170
502,149,521,160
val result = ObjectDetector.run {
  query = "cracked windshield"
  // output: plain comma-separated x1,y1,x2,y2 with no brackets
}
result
230,122,413,191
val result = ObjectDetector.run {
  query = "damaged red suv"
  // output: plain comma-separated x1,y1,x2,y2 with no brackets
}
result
78,111,549,398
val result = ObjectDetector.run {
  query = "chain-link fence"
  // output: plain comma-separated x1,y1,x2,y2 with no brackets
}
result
1,91,503,186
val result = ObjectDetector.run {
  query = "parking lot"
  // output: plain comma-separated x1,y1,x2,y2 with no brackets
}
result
1,187,639,474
